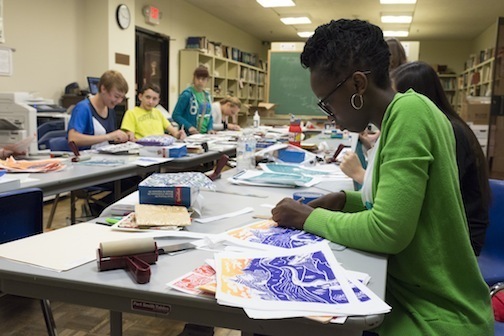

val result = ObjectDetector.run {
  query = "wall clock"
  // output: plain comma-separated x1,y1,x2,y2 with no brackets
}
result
116,4,131,30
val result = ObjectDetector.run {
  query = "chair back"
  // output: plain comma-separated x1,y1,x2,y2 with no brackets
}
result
38,130,68,150
37,120,65,140
484,179,504,257
48,136,71,152
0,188,43,243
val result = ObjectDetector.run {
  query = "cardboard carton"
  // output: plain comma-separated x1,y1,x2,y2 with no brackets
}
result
250,102,276,118
460,97,490,125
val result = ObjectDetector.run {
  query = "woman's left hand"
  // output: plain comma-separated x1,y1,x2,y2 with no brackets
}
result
271,198,314,230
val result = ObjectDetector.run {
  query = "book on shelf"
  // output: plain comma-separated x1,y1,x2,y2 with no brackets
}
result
186,36,208,50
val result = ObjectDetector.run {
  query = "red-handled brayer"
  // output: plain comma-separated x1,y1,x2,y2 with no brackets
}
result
97,238,159,284
208,154,229,181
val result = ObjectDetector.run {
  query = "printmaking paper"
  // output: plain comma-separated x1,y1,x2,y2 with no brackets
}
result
222,220,326,251
167,263,216,296
214,243,391,316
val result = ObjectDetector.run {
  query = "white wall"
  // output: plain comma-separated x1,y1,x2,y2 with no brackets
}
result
0,0,266,111
0,0,85,103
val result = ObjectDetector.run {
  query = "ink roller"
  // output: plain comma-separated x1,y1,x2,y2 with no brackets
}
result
97,238,159,284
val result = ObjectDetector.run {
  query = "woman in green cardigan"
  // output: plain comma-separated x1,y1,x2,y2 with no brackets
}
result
271,19,493,335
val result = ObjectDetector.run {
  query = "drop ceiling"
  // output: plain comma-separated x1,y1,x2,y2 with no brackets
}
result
184,0,504,41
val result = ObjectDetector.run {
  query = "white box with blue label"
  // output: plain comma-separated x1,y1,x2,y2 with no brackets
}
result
139,143,187,158
138,172,215,208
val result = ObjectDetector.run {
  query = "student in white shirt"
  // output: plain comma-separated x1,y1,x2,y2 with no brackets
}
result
211,96,241,131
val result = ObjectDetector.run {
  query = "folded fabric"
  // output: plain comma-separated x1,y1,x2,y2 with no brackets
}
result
136,135,176,146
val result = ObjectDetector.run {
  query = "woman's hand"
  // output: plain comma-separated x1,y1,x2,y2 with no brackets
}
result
339,151,365,184
178,128,187,140
271,198,314,230
307,192,346,211
188,126,199,135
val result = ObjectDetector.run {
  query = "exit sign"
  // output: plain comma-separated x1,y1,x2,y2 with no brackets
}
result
143,5,160,25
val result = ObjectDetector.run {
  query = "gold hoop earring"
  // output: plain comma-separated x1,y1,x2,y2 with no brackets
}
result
351,93,363,110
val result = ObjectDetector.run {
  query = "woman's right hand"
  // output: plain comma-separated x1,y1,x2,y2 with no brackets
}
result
188,126,199,135
340,151,365,184
307,192,347,211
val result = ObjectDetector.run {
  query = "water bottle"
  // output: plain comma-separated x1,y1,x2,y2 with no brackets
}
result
288,114,302,147
253,110,260,128
236,129,256,171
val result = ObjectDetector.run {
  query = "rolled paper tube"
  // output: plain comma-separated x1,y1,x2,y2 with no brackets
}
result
100,238,156,257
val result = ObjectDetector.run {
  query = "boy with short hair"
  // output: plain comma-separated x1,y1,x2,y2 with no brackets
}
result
121,83,185,140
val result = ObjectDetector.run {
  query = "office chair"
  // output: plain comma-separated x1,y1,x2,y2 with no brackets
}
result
0,188,58,336
38,130,68,151
46,137,112,226
478,179,504,286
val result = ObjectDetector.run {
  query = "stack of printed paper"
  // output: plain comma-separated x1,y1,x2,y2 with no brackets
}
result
213,243,391,319
167,221,391,322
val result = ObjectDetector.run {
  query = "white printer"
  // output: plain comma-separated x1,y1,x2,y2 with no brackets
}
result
0,92,38,155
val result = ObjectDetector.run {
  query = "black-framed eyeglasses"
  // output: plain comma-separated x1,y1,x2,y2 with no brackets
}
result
317,70,371,118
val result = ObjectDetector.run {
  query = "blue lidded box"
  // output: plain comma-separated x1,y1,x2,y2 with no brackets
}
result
138,173,203,207
278,148,305,163
139,144,187,158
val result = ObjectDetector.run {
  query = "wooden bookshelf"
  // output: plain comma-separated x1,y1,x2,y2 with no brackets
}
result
437,73,458,110
456,57,494,109
179,49,266,109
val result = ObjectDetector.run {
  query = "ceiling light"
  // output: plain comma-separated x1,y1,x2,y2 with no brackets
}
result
280,17,311,25
381,15,413,23
256,0,295,7
383,30,409,37
297,31,314,38
380,0,416,4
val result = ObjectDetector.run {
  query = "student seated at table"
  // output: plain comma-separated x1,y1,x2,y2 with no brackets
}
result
67,70,133,149
211,96,241,131
271,19,493,335
391,61,491,256
121,83,186,140
172,65,215,135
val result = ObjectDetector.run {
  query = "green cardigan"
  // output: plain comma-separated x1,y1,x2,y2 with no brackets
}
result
305,90,493,335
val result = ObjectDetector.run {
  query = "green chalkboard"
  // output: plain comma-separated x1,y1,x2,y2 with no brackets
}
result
269,52,320,116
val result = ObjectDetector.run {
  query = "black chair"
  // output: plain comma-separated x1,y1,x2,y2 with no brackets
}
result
0,188,57,336
47,137,112,226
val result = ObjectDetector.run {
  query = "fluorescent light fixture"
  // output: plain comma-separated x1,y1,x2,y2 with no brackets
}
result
383,30,409,37
280,17,311,25
297,31,314,38
380,0,416,4
256,0,295,7
381,15,413,23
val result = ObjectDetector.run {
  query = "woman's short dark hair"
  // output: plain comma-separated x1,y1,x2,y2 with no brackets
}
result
300,19,391,89
193,65,209,78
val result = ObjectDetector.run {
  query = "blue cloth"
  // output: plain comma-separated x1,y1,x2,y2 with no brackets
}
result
172,87,213,133
67,98,116,149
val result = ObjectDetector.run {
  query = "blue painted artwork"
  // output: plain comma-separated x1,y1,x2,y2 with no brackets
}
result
249,226,325,249
233,251,350,304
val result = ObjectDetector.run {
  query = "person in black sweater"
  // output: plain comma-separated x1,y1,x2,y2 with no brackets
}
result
391,61,491,255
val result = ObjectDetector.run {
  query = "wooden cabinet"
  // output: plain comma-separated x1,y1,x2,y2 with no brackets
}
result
179,49,266,108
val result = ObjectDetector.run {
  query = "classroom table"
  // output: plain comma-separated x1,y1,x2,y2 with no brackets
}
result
0,168,387,336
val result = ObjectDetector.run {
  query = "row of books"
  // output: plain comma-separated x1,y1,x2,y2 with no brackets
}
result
464,47,495,70
185,36,260,67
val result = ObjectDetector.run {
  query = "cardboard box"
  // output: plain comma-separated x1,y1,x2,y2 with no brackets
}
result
278,148,305,163
460,97,491,125
250,102,276,118
468,123,489,139
139,144,187,158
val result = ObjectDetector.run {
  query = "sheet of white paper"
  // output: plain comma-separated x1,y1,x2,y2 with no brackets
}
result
193,207,254,223
134,156,173,167
0,223,162,271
